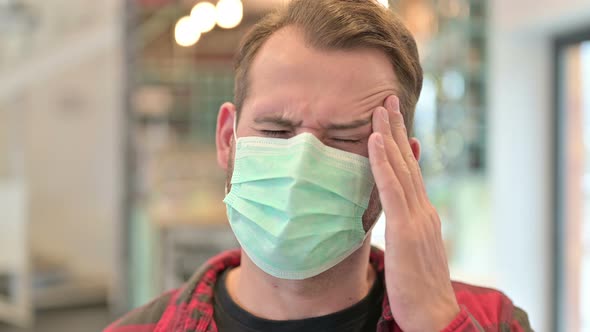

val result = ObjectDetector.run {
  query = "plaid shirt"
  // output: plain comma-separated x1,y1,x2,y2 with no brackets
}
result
104,247,532,332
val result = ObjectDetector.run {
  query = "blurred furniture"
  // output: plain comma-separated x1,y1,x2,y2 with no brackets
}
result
0,179,31,327
0,90,31,326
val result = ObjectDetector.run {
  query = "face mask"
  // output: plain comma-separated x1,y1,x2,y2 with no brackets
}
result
223,130,375,280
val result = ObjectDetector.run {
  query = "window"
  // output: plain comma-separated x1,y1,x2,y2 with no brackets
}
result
554,28,590,332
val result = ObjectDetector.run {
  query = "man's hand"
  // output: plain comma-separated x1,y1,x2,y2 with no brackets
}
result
368,96,460,332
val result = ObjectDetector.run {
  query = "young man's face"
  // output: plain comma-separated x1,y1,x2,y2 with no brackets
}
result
217,26,415,231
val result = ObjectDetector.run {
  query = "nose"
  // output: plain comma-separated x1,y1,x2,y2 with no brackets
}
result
293,127,327,145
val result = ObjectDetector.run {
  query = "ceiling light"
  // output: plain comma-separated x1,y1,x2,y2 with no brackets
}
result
174,16,201,47
216,0,243,29
191,1,217,33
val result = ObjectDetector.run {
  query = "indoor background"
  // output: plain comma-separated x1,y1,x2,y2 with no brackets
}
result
0,0,589,331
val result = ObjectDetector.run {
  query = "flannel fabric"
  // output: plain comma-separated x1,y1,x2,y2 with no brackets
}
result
104,247,532,332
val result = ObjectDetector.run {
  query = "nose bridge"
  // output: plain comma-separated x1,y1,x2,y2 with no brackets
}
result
293,104,329,145
295,127,324,141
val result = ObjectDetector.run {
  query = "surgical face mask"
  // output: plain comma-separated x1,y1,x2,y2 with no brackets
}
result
223,128,375,280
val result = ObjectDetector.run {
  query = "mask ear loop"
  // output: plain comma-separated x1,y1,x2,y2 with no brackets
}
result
233,111,238,142
225,112,238,196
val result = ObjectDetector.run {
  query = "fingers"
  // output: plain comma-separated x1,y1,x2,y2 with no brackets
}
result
368,132,409,223
373,104,419,211
384,96,427,203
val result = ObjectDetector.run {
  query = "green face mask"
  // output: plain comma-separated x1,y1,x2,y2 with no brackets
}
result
223,132,375,280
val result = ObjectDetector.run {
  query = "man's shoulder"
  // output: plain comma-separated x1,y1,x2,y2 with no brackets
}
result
450,280,531,329
103,249,241,332
103,290,178,332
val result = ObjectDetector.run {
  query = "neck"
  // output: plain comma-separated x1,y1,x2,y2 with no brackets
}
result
225,241,376,321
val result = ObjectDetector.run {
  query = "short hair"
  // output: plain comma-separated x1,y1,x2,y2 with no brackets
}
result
234,0,423,134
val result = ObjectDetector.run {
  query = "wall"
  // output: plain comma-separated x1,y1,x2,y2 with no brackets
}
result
489,0,590,331
0,0,124,300
25,47,123,283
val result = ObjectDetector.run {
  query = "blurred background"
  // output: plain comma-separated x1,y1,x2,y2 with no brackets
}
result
0,0,588,331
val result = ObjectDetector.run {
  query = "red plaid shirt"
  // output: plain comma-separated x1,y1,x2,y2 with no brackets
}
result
104,247,531,332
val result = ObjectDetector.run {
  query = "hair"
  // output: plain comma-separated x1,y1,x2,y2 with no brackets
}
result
233,0,423,134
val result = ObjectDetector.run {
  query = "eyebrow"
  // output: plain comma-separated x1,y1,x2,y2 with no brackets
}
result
254,114,372,130
253,115,303,128
325,117,372,130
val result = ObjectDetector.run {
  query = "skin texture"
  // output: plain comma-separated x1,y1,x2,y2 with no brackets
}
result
215,27,459,330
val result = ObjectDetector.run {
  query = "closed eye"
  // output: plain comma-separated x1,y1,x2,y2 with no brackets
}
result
260,130,363,144
332,138,363,144
260,130,291,138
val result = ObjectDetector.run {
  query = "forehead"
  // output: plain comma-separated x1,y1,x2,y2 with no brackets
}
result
242,27,399,120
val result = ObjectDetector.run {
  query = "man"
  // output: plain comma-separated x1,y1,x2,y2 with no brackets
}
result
106,0,532,331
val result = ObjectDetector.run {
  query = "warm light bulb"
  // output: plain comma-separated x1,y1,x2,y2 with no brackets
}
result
175,16,201,47
191,1,217,33
216,0,243,29
376,0,389,8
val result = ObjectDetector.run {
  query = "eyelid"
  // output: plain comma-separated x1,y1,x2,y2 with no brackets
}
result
332,137,363,144
332,135,366,140
260,129,291,137
259,129,365,144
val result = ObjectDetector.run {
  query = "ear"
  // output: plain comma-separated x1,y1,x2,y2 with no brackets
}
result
216,102,237,170
409,137,421,162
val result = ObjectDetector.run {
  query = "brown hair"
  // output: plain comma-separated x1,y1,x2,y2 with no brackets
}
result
234,0,423,134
